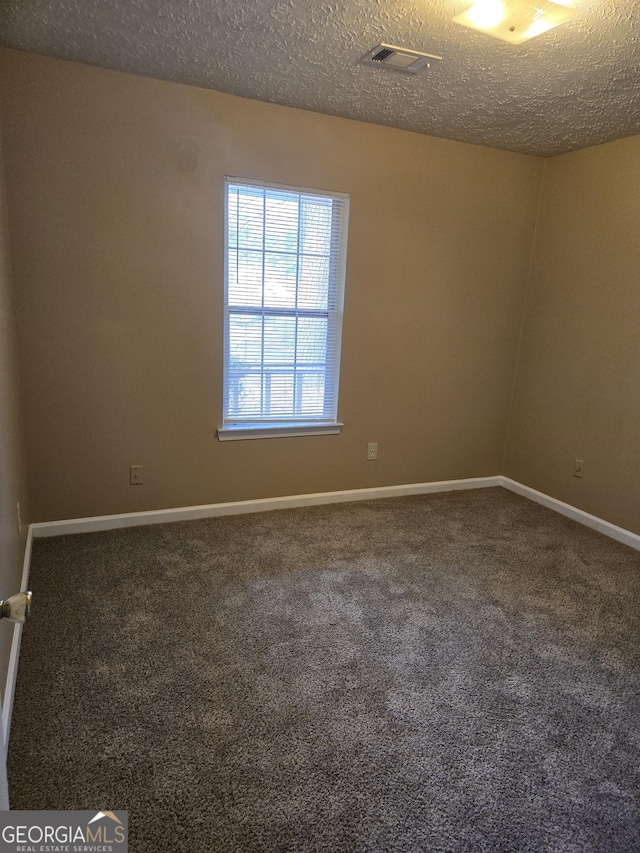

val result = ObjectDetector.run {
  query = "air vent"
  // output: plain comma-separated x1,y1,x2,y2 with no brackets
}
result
372,47,395,63
360,43,443,74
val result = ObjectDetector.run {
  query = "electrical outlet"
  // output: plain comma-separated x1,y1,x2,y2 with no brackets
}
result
367,442,378,461
130,465,144,485
573,458,584,478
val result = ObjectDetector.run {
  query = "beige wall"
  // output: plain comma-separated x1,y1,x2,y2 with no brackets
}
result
0,49,543,522
0,122,29,703
505,135,640,535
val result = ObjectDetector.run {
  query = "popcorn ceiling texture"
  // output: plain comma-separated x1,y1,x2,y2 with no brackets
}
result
0,0,638,156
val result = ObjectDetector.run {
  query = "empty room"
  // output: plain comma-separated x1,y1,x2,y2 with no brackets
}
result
0,0,638,850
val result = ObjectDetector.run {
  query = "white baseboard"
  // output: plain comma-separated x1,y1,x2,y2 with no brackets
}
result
2,524,33,761
500,477,640,552
30,476,640,552
31,476,502,537
19,476,640,548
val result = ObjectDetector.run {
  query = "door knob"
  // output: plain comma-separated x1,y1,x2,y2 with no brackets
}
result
0,591,32,624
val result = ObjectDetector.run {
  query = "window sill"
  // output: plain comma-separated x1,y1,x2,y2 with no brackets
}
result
217,422,344,441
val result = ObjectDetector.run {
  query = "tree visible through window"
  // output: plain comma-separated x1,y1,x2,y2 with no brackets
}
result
222,179,349,436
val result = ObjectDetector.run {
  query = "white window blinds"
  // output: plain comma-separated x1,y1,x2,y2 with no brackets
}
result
223,179,349,434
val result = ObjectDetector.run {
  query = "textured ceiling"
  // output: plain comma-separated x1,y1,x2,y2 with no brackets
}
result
0,0,639,156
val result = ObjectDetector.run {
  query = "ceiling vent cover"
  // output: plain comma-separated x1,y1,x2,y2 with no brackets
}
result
360,43,442,74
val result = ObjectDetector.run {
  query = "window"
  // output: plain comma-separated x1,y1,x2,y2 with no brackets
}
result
218,178,349,440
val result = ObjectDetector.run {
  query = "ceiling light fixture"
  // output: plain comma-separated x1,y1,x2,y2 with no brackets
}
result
453,0,576,45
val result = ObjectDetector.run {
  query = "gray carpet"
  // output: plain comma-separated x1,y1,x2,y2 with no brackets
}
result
8,487,640,852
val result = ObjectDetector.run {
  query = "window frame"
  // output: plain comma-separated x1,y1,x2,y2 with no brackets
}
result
218,177,349,441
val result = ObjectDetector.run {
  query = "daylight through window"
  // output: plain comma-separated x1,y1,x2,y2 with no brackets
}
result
221,179,349,439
